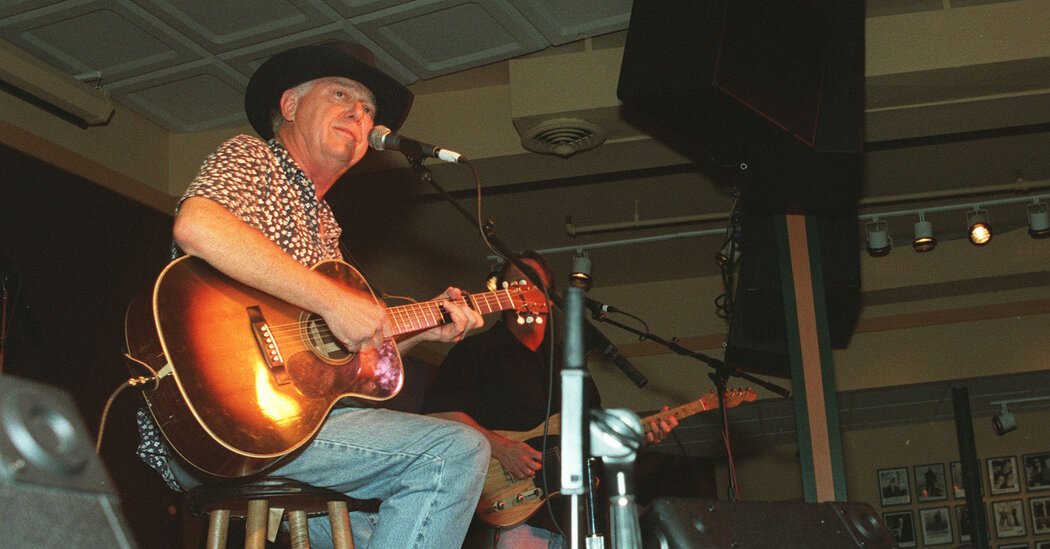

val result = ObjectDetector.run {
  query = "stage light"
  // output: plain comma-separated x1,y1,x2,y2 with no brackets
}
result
485,260,504,291
569,250,593,289
1027,202,1050,239
865,220,891,257
967,209,992,246
992,403,1017,435
912,214,936,252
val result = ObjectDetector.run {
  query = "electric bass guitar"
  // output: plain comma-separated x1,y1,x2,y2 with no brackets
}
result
476,387,757,527
124,255,546,478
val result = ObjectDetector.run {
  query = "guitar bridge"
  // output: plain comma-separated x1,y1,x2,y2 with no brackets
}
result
488,487,544,514
247,306,289,385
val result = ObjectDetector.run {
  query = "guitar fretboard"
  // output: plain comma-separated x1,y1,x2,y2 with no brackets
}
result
386,289,522,335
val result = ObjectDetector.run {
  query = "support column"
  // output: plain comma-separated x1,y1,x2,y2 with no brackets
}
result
777,214,847,502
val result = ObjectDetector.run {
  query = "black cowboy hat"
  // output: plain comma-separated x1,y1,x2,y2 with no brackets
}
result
244,41,413,140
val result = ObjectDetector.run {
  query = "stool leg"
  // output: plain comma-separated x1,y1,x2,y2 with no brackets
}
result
327,501,354,549
206,509,230,549
245,499,269,549
287,509,311,549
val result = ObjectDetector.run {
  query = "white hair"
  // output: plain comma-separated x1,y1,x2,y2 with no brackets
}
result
270,80,318,136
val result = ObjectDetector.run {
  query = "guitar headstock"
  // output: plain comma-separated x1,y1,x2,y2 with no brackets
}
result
698,387,758,410
505,279,549,325
723,387,758,409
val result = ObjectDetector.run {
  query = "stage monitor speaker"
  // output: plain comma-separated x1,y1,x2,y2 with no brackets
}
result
641,497,898,549
723,208,861,378
0,374,137,548
617,0,865,214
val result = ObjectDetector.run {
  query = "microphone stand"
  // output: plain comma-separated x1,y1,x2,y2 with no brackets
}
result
587,310,789,501
406,156,591,547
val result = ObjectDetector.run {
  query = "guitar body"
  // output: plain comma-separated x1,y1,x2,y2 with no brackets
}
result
126,256,403,478
478,416,565,528
475,388,756,527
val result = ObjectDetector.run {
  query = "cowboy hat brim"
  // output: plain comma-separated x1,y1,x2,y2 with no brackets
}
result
244,42,413,140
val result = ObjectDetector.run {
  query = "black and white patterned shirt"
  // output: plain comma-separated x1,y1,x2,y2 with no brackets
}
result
136,135,343,490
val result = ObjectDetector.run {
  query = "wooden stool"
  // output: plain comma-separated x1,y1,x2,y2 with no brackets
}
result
187,477,369,549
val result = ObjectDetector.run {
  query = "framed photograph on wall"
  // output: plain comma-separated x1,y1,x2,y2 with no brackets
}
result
951,460,966,498
992,499,1027,538
878,467,911,506
988,456,1021,495
955,504,972,542
883,510,917,548
1023,452,1050,491
999,544,1029,549
1035,541,1050,549
919,506,953,546
1031,495,1050,535
916,463,949,501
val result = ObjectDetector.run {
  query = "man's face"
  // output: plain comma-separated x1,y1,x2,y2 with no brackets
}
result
503,258,552,291
283,77,376,168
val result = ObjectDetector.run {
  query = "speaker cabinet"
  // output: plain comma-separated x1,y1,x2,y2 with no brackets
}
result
617,0,865,214
641,498,898,549
0,374,137,548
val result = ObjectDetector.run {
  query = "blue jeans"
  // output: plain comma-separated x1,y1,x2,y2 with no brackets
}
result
171,407,490,548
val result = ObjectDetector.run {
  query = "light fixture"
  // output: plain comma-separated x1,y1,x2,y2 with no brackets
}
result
568,250,593,289
485,260,504,292
966,209,992,245
992,403,1017,435
912,213,937,252
865,220,891,257
1027,201,1050,239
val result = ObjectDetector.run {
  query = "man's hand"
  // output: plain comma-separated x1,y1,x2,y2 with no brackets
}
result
322,288,390,352
492,436,544,479
645,406,679,445
414,287,484,344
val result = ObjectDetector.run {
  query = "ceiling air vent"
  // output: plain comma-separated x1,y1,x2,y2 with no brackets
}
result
520,118,606,157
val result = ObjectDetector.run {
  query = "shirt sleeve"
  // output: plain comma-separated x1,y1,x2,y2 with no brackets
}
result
179,134,274,220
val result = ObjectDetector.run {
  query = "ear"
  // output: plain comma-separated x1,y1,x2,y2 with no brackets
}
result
278,88,299,124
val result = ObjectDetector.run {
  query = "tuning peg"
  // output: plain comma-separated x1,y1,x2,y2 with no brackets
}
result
516,315,526,325
534,316,543,325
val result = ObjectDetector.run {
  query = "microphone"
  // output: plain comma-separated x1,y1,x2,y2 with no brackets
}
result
584,321,648,388
368,125,465,163
583,296,619,316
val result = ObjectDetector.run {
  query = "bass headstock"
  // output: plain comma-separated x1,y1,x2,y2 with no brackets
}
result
505,279,549,325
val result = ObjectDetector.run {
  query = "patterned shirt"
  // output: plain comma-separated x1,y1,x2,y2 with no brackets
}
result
136,135,343,490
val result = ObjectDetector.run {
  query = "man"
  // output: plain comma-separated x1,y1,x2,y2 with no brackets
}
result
423,252,677,548
136,41,490,548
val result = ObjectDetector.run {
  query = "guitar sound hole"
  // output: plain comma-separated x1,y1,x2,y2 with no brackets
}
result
302,313,351,362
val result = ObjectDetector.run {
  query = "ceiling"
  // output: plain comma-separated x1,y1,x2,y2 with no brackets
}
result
3,1,1050,296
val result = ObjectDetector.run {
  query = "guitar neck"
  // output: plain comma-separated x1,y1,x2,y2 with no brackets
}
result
640,397,716,435
385,289,519,336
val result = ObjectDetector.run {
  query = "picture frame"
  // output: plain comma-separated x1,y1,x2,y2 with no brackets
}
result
955,504,972,542
916,463,949,501
920,506,953,546
883,510,917,548
1023,452,1050,492
998,544,1029,549
878,467,911,506
992,499,1027,538
1031,495,1050,535
951,460,966,498
1035,541,1050,549
988,456,1022,495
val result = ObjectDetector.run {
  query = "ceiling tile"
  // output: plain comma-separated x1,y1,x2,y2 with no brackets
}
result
0,0,66,19
319,0,408,18
111,60,247,132
508,0,631,46
220,20,418,85
350,0,547,79
0,0,203,81
135,0,340,54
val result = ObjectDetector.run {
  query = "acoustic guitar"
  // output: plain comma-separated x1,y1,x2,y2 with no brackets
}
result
477,387,757,527
124,255,546,478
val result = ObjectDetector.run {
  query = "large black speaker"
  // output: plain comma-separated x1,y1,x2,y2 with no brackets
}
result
723,208,861,378
617,0,865,214
0,374,137,548
641,498,899,549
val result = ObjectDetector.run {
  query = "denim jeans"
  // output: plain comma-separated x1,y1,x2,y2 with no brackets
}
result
171,407,490,548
